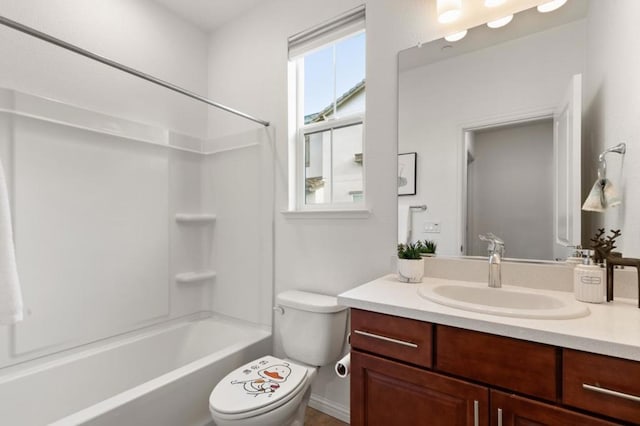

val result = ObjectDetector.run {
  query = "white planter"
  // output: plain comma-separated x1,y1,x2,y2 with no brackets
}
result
397,258,424,283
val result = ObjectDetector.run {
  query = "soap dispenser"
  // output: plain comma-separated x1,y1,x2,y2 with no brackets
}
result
566,246,583,265
574,249,605,303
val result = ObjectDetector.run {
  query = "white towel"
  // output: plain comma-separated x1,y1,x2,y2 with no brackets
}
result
0,157,23,325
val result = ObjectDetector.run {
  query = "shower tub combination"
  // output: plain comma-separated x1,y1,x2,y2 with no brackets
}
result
0,13,274,426
0,315,271,426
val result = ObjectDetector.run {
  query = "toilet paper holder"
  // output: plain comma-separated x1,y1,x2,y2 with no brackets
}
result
335,353,351,378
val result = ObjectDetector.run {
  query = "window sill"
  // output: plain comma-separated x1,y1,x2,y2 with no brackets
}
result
281,209,371,220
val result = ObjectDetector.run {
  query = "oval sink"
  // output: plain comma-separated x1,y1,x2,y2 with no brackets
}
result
418,281,590,319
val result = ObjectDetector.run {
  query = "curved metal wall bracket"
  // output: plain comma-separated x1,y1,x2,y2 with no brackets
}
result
597,142,626,180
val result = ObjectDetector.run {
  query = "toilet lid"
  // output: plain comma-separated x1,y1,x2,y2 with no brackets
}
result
209,355,308,416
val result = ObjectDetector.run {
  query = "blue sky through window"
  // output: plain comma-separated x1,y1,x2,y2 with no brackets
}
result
303,32,365,120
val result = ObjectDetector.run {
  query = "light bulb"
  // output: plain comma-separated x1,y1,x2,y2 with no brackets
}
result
487,14,513,29
484,0,506,7
537,0,568,13
444,30,468,42
437,0,462,24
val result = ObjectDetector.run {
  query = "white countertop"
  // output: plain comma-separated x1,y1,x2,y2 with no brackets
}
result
338,275,640,362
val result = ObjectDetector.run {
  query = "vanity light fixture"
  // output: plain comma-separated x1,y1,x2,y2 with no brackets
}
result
444,30,468,42
487,14,513,28
437,0,462,24
537,0,568,13
484,0,506,7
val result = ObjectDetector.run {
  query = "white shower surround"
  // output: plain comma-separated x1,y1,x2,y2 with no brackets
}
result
0,87,273,365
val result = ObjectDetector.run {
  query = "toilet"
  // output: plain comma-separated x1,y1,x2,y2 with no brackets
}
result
209,290,348,426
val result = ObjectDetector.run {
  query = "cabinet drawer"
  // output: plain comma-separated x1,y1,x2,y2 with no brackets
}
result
436,325,558,401
350,309,432,368
563,349,640,425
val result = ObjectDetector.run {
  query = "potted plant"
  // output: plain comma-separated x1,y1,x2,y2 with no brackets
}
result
419,239,437,257
397,243,425,283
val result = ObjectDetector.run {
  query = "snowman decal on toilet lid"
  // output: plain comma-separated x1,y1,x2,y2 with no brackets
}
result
232,363,292,396
210,355,309,416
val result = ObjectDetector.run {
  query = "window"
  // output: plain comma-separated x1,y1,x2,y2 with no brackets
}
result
288,6,366,211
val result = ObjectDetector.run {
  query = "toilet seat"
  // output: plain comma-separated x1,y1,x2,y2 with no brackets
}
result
209,355,309,420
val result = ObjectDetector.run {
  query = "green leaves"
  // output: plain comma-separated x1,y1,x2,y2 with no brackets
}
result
397,243,422,259
420,239,437,254
398,240,437,259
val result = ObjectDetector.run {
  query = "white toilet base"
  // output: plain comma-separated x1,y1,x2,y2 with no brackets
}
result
289,386,312,426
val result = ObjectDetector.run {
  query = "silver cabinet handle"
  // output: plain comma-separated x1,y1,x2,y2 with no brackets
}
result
473,400,479,426
353,329,418,348
497,408,503,426
583,383,640,403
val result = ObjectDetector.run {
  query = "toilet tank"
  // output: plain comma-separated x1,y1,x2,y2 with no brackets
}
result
276,290,348,367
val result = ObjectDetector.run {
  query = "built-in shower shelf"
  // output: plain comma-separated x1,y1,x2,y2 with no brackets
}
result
175,271,217,283
175,213,217,224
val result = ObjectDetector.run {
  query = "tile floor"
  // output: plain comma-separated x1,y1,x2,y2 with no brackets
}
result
305,407,348,425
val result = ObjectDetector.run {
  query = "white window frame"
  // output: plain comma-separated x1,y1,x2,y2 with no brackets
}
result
287,7,366,213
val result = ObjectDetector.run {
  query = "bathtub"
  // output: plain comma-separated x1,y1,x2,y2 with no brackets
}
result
0,314,271,426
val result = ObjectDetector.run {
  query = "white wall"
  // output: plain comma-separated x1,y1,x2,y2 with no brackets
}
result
206,0,405,417
399,20,586,256
584,0,640,257
0,0,213,367
204,0,551,418
0,0,209,136
202,0,640,417
468,120,554,260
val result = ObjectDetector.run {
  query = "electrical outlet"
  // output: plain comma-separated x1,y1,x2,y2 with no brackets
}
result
424,222,441,233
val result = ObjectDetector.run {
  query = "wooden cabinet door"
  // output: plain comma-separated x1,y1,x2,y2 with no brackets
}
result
491,390,620,426
351,351,489,426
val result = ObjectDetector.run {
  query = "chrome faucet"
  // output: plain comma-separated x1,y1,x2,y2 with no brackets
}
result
479,233,504,288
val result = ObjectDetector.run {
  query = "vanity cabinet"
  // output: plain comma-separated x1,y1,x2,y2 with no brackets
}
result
350,309,635,426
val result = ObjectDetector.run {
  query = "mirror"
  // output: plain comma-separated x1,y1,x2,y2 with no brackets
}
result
397,1,589,261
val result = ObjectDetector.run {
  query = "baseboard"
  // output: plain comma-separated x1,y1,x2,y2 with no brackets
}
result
308,393,350,424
